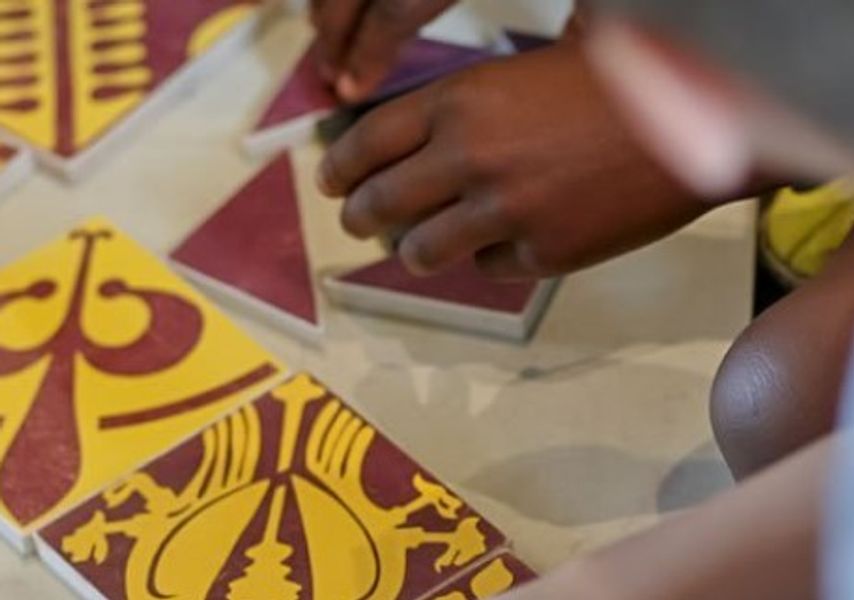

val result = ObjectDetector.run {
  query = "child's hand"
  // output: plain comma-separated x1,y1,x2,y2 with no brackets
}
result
311,0,457,101
318,44,710,279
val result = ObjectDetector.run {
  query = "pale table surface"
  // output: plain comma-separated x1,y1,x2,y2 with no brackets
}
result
0,5,756,597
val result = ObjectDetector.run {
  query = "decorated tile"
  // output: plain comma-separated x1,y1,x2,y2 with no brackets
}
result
0,144,33,199
0,217,284,550
243,37,495,156
429,553,537,599
37,374,507,599
0,0,265,177
171,153,320,342
325,257,559,341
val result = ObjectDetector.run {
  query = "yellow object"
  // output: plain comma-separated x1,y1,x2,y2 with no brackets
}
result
70,0,151,149
0,1,258,156
0,0,57,149
762,180,854,284
228,484,302,600
471,558,517,597
0,217,284,535
188,5,257,56
60,375,494,600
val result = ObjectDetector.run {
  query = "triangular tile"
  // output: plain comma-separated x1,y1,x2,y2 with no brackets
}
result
172,154,320,342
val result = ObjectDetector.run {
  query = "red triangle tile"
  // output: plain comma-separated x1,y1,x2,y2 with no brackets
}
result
172,154,319,337
327,256,558,340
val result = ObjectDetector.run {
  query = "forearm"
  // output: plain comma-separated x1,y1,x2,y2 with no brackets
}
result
507,436,831,600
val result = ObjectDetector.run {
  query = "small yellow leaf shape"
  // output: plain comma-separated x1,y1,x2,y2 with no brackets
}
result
187,6,256,57
61,511,110,565
471,559,516,599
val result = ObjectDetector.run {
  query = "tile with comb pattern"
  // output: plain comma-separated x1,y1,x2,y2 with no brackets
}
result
243,37,495,157
36,374,508,599
325,256,559,341
0,0,268,179
0,217,284,553
171,153,321,343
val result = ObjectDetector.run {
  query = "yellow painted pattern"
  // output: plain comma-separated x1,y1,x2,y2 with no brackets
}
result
69,0,150,149
0,1,259,156
471,559,516,597
0,0,57,148
187,5,255,56
64,407,273,597
228,484,302,600
433,558,518,600
301,398,488,599
62,375,492,600
0,217,284,534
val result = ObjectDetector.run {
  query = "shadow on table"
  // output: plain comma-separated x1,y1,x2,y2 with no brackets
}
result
350,356,734,528
465,444,663,526
463,441,733,527
656,441,733,512
322,229,752,378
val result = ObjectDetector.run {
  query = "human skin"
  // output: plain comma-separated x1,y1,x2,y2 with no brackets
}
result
310,0,590,103
310,0,458,101
712,232,854,479
312,6,837,599
317,42,724,280
498,435,830,600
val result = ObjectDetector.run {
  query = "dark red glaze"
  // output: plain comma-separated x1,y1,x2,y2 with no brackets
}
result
0,230,204,525
171,154,318,325
40,376,508,600
339,256,539,314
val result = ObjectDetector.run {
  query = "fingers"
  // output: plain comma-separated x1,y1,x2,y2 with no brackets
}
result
398,192,515,275
339,144,464,239
337,0,456,101
312,0,368,80
317,88,433,197
563,0,592,41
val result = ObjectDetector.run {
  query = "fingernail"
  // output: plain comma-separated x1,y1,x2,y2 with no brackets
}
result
398,238,432,277
336,73,361,102
315,161,334,196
